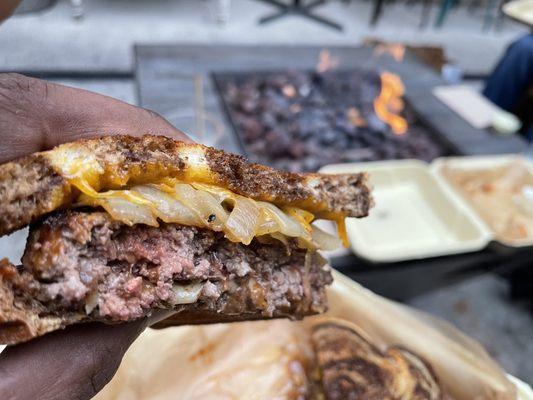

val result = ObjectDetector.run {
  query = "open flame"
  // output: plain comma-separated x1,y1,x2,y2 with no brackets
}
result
346,107,367,127
373,71,408,135
316,50,339,73
282,84,296,98
373,43,406,62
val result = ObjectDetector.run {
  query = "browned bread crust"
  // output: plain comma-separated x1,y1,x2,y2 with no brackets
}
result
0,135,372,237
0,155,73,238
0,266,313,345
0,266,325,345
311,321,442,400
0,259,78,344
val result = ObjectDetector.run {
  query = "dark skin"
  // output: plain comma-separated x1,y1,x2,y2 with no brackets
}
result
0,0,19,23
0,73,190,399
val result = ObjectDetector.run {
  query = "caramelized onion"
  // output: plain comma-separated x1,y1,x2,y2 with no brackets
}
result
78,194,158,227
257,202,307,239
310,225,342,251
225,196,260,245
84,291,98,315
132,185,200,226
284,207,315,230
173,183,228,230
270,232,289,246
74,178,344,251
172,282,203,304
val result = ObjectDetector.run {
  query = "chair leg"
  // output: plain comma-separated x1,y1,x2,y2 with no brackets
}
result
259,9,288,24
435,0,455,28
69,0,84,19
483,0,498,31
215,0,231,25
420,0,433,28
495,0,509,31
371,0,385,25
257,0,343,31
299,7,343,30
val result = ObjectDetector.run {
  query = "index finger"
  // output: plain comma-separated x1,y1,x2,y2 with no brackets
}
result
0,73,191,164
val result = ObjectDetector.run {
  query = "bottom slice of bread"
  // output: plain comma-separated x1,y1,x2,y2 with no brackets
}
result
0,211,332,345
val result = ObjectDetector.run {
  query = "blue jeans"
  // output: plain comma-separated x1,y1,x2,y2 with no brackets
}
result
483,35,533,139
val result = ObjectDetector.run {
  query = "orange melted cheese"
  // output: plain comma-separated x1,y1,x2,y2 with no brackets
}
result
46,149,348,248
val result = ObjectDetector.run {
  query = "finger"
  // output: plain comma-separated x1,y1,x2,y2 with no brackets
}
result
0,1,20,22
0,319,148,400
0,73,191,164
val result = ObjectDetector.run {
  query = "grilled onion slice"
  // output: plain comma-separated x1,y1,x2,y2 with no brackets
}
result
75,179,342,251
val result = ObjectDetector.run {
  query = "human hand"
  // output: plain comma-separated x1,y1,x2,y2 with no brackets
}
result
0,73,189,400
0,0,20,23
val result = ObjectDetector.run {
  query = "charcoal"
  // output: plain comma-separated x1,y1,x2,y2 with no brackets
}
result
366,114,388,132
218,69,446,172
288,140,306,158
260,112,277,130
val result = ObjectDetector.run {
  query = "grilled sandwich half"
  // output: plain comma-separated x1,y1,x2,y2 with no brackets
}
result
311,319,443,399
0,135,372,344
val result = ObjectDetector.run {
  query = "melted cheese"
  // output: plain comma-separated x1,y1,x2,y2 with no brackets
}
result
45,148,348,248
72,178,346,250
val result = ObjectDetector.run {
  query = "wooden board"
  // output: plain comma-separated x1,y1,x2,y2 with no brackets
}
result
433,85,502,130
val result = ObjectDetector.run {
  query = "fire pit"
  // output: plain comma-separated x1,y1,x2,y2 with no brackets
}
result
214,62,448,171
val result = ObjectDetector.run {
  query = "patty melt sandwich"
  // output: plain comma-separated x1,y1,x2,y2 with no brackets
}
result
0,135,372,344
311,320,442,399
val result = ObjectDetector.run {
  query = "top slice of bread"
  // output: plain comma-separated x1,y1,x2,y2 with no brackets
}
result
0,134,372,237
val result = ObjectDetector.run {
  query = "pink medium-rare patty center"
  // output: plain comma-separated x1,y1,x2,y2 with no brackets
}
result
20,211,332,321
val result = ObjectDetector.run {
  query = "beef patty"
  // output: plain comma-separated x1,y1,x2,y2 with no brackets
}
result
15,210,332,322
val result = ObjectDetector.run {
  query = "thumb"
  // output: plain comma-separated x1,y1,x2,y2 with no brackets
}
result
0,73,191,164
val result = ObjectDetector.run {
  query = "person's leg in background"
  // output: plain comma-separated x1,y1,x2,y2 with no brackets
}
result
484,35,533,139
484,34,533,111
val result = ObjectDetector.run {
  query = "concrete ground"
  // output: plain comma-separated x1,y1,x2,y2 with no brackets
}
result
409,275,533,384
0,0,529,76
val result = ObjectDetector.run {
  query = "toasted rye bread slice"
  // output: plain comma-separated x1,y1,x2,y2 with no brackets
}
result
0,135,372,237
0,258,80,345
0,255,324,345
